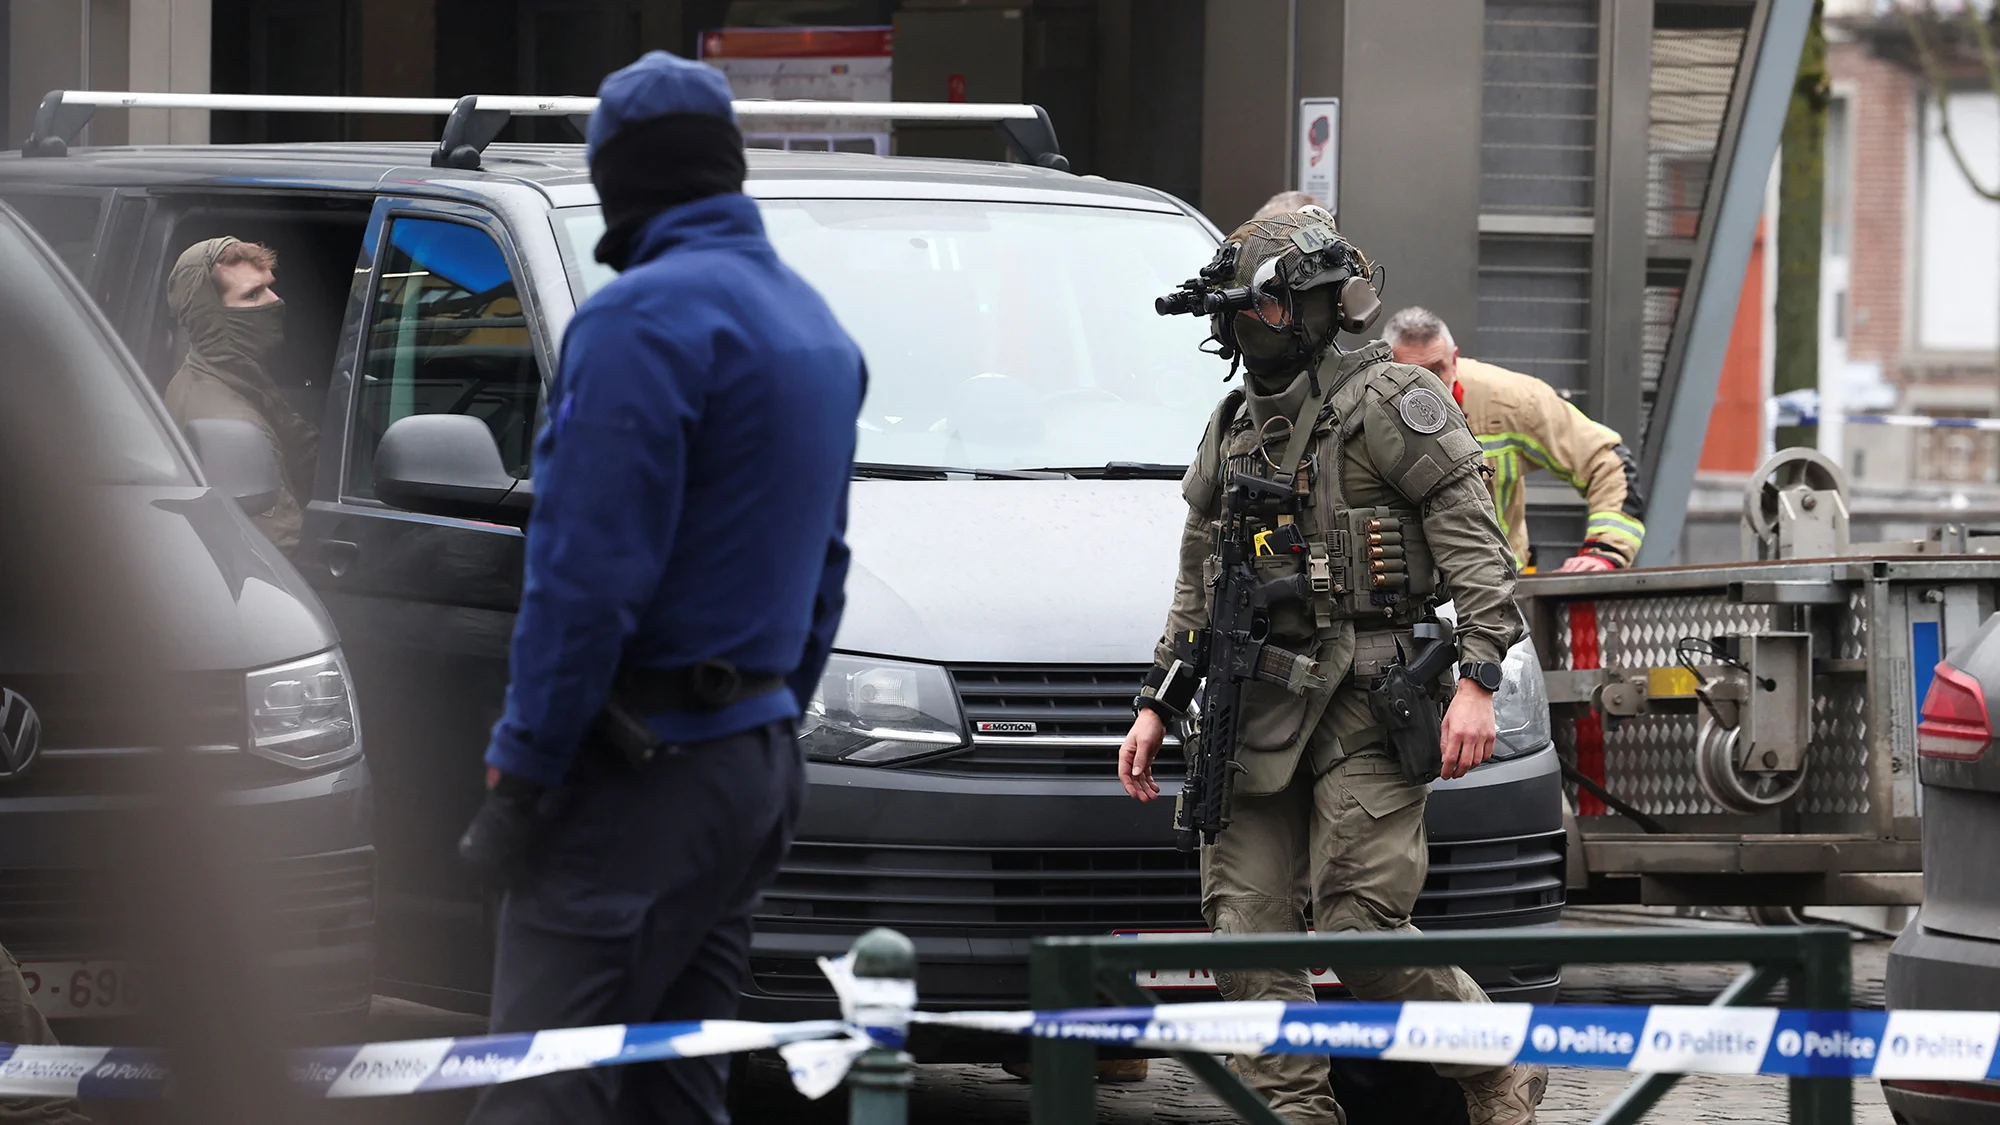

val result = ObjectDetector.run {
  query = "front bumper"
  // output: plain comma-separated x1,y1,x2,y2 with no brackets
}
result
0,759,377,1019
741,744,1565,1026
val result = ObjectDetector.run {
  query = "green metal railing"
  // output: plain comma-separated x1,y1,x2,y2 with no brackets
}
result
1026,926,1854,1125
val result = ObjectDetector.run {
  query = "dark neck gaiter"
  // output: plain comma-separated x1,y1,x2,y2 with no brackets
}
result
590,113,748,271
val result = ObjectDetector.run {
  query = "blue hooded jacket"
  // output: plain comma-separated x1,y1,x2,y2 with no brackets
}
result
485,53,865,786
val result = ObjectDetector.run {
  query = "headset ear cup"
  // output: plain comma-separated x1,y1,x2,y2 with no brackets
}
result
1338,276,1382,334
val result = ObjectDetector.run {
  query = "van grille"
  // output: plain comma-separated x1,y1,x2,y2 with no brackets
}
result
0,848,376,961
925,665,1183,778
757,830,1564,935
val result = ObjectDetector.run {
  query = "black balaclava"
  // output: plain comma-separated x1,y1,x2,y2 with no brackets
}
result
589,114,748,271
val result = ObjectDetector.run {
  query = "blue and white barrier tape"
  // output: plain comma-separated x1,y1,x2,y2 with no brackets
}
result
1788,412,2000,432
925,1001,2000,1081
12,978,2000,1100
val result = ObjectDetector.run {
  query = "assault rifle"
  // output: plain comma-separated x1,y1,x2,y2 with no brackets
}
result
1171,468,1328,852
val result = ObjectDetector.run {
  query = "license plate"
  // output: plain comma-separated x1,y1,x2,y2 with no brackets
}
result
19,961,143,1018
1111,930,1341,991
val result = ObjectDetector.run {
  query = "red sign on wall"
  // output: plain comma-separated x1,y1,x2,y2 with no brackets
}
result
946,74,967,103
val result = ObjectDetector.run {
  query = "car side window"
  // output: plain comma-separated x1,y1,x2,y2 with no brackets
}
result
0,192,104,281
347,217,540,499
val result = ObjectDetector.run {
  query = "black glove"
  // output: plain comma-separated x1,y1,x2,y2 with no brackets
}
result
458,772,547,887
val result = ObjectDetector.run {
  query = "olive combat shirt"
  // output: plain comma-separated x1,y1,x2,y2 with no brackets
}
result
1154,341,1523,797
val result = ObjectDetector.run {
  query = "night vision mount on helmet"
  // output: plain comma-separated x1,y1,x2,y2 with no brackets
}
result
1154,209,1383,380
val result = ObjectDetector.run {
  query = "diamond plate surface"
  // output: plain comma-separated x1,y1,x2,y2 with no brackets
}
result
1801,684,1869,814
1550,592,1869,817
1838,588,1867,660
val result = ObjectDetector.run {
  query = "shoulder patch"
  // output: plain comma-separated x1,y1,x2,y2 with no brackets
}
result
1398,387,1449,435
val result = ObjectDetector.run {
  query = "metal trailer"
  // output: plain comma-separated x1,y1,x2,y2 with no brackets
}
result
1517,450,2000,910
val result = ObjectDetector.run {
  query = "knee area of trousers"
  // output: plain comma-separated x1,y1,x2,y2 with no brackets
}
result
1203,895,1307,937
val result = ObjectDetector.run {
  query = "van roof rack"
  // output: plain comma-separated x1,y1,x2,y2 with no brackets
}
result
21,90,1067,172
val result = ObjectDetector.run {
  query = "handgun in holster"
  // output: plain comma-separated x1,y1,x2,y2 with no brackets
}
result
1365,618,1457,785
588,658,787,771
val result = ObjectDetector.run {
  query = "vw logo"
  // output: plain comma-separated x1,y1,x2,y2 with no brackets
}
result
0,690,43,780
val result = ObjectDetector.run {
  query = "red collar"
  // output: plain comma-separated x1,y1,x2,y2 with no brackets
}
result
1451,379,1465,406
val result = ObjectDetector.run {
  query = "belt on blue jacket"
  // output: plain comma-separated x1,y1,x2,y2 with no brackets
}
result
613,659,785,715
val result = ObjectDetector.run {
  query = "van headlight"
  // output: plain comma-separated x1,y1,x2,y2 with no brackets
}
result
1492,636,1551,760
245,649,361,770
800,655,967,765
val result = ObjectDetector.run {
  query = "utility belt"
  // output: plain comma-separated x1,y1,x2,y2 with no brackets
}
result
589,659,785,769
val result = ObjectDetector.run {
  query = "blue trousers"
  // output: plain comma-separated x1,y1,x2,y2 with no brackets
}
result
468,720,804,1125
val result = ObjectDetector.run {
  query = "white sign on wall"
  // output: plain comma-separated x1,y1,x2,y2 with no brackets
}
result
699,27,894,154
1297,98,1340,215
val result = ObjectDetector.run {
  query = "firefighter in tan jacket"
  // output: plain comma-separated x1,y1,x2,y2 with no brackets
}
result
1384,306,1644,571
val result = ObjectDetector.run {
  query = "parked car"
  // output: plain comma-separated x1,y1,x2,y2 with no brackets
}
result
0,196,374,1026
1885,613,2000,1123
0,96,1566,1029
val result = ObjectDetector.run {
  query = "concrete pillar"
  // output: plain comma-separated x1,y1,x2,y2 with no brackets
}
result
10,0,85,144
1199,0,1289,229
1340,0,1483,341
128,0,210,144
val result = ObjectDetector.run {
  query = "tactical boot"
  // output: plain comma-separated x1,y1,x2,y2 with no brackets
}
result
1458,1063,1547,1125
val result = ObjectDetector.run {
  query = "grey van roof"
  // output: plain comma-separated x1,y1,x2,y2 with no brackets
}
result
0,142,1193,214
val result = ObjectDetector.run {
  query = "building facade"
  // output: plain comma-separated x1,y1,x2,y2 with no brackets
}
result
1820,7,2000,487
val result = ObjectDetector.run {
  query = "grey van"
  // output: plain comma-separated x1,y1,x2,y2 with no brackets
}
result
0,94,1564,1025
0,195,373,1024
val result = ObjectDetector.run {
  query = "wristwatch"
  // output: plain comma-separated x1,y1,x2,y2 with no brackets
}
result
1458,660,1504,691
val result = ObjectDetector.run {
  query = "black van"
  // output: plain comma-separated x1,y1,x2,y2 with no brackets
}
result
0,92,1565,1022
0,195,373,1024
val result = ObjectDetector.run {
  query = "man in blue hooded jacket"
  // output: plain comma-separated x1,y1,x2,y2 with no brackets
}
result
458,50,864,1125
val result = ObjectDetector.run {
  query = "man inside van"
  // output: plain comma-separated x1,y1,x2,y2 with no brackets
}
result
163,238,318,555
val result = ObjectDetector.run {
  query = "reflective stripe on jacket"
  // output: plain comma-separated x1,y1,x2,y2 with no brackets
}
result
1454,357,1645,567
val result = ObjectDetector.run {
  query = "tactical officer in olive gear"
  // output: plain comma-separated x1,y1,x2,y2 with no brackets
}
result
1119,208,1548,1125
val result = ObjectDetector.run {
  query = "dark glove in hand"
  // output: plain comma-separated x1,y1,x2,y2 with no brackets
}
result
458,772,547,886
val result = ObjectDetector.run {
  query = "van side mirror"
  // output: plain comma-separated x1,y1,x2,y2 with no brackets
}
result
373,414,532,527
186,417,283,516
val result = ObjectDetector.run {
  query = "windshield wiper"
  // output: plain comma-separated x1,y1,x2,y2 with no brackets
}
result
852,462,1071,481
1025,462,1187,480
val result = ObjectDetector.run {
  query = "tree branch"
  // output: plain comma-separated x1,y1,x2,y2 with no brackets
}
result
1903,1,2000,203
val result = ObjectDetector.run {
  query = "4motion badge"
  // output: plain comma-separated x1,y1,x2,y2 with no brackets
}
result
976,721,1038,735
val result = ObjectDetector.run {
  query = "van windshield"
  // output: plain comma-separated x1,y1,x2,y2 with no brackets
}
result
0,218,187,485
558,200,1231,473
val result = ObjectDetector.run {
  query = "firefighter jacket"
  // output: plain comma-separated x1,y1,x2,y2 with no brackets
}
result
1454,357,1645,568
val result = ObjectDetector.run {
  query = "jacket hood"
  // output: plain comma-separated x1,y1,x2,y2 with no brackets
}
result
832,480,1187,664
587,50,737,161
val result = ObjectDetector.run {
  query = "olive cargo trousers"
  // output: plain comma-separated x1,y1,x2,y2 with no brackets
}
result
1201,746,1493,1125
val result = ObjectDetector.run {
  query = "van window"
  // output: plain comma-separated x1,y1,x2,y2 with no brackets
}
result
0,217,186,485
1,192,104,281
348,218,540,499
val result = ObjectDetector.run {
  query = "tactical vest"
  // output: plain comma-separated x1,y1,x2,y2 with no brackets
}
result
1179,343,1488,787
1203,359,1441,640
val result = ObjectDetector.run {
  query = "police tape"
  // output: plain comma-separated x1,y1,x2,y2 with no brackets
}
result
8,992,2000,1100
920,1000,2000,1081
0,1018,854,1101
